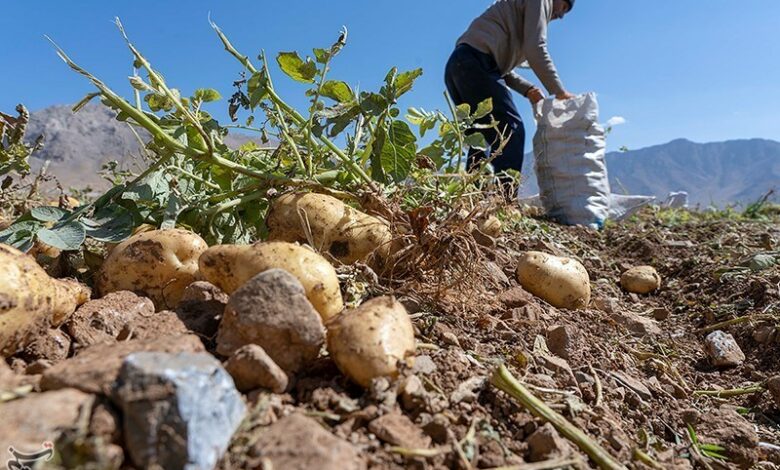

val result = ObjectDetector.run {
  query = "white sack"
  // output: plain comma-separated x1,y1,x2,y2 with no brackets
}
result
532,93,610,229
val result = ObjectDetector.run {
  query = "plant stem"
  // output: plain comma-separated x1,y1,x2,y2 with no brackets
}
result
693,384,765,398
632,449,664,469
696,314,777,334
444,91,466,172
490,364,627,470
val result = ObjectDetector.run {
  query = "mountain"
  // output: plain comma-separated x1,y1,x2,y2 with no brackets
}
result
24,104,260,190
23,105,780,206
519,138,780,207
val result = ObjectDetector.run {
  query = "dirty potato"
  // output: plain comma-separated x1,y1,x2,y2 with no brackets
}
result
266,192,393,264
326,296,416,388
620,266,661,294
516,251,591,310
96,229,208,310
199,241,344,320
0,244,90,356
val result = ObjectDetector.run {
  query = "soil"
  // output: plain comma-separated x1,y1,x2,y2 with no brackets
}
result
218,209,780,469
3,208,779,469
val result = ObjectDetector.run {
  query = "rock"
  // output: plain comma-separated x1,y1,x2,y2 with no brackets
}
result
498,286,534,308
767,376,780,408
400,375,427,411
610,372,652,401
412,355,437,375
176,281,228,338
119,310,189,341
546,325,580,360
216,269,325,373
0,360,18,388
25,359,52,375
753,325,777,344
527,423,572,462
621,266,661,294
705,330,746,367
484,261,510,287
369,412,431,448
593,297,619,314
422,414,450,444
250,414,365,470
0,388,95,453
224,344,288,393
41,334,204,394
65,291,155,348
697,405,759,466
434,323,461,347
113,352,246,470
652,307,671,321
21,328,71,363
613,312,662,337
451,376,487,404
89,399,122,444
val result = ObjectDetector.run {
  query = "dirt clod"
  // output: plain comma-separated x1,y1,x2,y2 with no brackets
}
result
368,412,431,448
526,422,572,462
224,344,288,393
249,414,366,470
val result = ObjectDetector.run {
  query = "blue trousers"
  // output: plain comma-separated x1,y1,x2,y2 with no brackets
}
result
444,44,526,174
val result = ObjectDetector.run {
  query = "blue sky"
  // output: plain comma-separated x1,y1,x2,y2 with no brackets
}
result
1,1,779,152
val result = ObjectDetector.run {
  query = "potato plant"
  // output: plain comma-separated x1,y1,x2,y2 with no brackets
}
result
0,18,505,253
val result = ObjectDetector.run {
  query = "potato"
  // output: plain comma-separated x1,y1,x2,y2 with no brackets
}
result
199,241,344,320
621,266,661,294
96,229,207,310
476,215,502,238
0,244,90,356
515,251,591,310
326,296,416,388
266,192,393,264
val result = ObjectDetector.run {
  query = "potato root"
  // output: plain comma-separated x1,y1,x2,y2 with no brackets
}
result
0,244,90,356
96,229,208,310
516,251,591,310
326,296,416,388
199,241,344,320
266,192,392,264
620,266,661,294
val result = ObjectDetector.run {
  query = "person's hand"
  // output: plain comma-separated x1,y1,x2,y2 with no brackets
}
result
556,91,575,100
526,87,545,105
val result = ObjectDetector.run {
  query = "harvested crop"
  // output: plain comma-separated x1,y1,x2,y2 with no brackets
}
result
476,215,502,238
515,251,591,310
266,192,393,265
620,266,661,294
199,241,344,320
0,243,90,356
326,296,416,388
95,229,208,309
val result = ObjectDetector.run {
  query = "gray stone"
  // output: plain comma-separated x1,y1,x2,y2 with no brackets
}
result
224,344,288,393
250,414,365,470
705,330,746,367
412,355,437,375
216,269,325,373
113,352,246,470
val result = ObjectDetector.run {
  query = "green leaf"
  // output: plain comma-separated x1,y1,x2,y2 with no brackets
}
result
394,68,423,97
360,92,388,117
83,205,135,243
31,206,69,222
37,222,86,251
320,80,354,103
379,120,417,182
464,132,489,151
72,92,101,113
455,103,471,121
161,193,183,229
0,220,44,250
193,88,222,102
247,71,269,107
313,48,330,64
277,52,318,83
474,98,493,120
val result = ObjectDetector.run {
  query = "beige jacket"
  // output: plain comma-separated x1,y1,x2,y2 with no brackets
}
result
457,0,565,96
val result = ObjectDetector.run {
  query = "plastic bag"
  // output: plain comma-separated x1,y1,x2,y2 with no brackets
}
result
532,93,610,229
